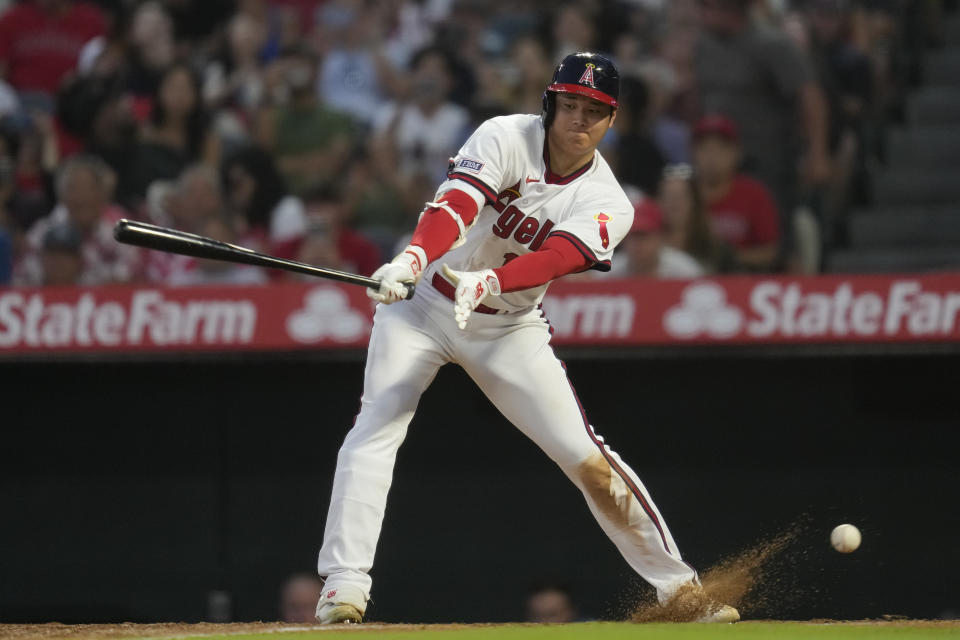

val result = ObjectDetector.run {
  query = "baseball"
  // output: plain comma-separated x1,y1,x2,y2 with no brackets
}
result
830,524,862,553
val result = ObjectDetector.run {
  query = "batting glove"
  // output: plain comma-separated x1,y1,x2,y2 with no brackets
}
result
441,264,501,330
368,245,427,304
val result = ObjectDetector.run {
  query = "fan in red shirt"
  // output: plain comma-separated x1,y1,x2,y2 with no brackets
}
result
693,114,781,271
0,0,107,98
296,186,382,278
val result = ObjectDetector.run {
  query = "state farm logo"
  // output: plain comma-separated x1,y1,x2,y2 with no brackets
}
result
0,290,256,348
286,287,369,343
664,282,743,339
663,279,960,341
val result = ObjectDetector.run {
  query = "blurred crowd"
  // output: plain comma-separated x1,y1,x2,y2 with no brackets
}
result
0,0,948,287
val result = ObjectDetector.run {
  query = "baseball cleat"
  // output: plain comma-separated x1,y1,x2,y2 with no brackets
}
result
695,604,741,623
315,584,366,624
661,583,740,624
315,602,363,624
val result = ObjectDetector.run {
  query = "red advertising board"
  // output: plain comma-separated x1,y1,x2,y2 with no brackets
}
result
2,273,960,355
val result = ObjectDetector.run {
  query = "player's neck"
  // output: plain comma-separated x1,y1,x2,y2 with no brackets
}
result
544,136,595,178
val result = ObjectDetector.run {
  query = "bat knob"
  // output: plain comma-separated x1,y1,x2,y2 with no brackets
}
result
404,283,416,300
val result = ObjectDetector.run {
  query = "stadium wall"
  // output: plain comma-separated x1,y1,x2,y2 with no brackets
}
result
1,352,957,624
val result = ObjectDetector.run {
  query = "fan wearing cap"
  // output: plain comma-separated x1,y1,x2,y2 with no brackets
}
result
608,199,704,279
38,221,84,286
314,52,740,625
692,114,781,271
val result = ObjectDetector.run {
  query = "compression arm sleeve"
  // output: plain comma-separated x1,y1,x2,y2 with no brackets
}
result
410,189,479,263
492,235,592,293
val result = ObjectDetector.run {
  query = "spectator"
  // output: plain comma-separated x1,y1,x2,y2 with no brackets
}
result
342,146,414,259
379,0,449,70
0,120,23,231
0,0,107,105
315,1,398,126
161,0,234,49
525,582,580,624
136,62,219,197
658,163,737,274
56,72,141,208
635,59,691,165
37,221,83,286
609,198,705,279
0,130,14,286
300,185,381,277
0,216,10,284
144,164,225,283
122,1,176,99
15,154,141,285
801,0,874,243
551,3,597,59
803,1,873,153
610,75,666,197
692,114,780,271
221,144,306,259
167,213,267,286
656,3,701,125
255,47,355,195
372,46,470,187
154,164,224,233
10,111,59,229
76,2,131,79
203,12,269,115
278,574,323,624
503,36,554,116
693,0,830,221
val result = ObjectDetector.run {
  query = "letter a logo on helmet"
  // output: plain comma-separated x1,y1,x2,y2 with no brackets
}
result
578,63,597,88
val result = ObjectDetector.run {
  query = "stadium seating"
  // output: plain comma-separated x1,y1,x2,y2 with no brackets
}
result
830,10,960,273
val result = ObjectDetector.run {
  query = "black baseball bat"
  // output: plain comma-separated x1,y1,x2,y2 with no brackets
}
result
112,219,415,299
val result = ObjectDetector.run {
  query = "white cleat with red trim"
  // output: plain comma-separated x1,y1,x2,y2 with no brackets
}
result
661,584,741,623
696,604,741,624
315,585,365,624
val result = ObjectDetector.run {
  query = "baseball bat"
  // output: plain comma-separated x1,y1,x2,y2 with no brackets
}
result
112,219,415,299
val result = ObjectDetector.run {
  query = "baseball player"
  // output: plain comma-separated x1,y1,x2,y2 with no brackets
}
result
315,52,739,625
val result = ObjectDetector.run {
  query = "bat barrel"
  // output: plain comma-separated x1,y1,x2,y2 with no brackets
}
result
113,219,415,299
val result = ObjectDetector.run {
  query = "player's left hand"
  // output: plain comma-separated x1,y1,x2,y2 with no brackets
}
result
441,264,501,330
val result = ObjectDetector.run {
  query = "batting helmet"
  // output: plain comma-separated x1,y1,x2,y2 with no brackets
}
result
542,52,620,129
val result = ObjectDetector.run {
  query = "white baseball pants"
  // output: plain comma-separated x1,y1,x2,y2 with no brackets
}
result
317,281,697,606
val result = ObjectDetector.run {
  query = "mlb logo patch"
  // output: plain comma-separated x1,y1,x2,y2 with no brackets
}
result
456,157,484,173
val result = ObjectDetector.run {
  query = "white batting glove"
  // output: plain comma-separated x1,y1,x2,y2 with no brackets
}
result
368,245,427,304
441,264,501,329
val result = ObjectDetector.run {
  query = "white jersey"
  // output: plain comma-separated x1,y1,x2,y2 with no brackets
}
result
422,114,634,313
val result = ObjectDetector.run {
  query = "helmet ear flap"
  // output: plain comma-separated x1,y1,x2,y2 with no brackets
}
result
541,91,556,129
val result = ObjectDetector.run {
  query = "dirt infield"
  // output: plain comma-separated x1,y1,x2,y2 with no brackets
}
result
3,620,960,640
1,623,380,640
0,623,509,640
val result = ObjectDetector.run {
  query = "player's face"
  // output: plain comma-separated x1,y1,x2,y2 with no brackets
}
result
550,93,616,157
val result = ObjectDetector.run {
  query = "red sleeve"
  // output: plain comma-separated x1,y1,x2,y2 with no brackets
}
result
493,235,591,293
409,189,478,262
747,180,780,245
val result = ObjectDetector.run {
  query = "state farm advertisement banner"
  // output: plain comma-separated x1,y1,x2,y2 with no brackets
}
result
2,273,960,355
0,285,374,354
543,274,960,345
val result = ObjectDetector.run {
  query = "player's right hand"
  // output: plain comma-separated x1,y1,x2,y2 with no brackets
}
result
368,245,427,304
